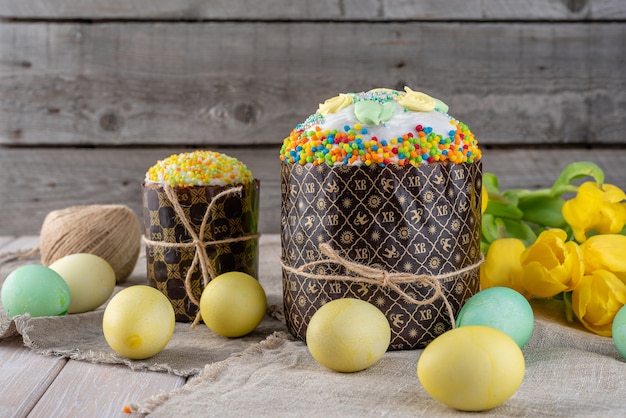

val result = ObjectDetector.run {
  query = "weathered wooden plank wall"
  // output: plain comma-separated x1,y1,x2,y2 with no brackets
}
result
2,0,625,20
1,1,625,235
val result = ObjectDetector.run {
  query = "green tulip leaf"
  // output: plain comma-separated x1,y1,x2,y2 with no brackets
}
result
483,173,500,194
501,218,538,247
563,291,574,323
484,194,524,220
481,214,500,243
494,217,508,239
517,194,567,228
550,161,605,197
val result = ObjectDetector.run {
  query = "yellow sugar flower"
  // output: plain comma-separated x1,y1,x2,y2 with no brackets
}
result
317,93,353,116
580,234,626,283
396,87,436,112
572,269,626,337
480,238,528,296
519,229,584,298
562,182,626,243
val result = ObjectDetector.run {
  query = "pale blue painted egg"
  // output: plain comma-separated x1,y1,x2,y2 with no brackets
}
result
1,265,71,318
456,286,534,348
612,304,626,360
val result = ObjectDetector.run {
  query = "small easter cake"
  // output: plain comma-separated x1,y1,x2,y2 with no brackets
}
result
143,150,260,322
280,87,483,349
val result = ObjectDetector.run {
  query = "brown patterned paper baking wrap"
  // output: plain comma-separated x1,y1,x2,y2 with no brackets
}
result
281,162,482,349
143,180,260,322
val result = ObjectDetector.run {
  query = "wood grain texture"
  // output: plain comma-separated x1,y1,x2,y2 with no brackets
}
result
26,360,185,417
0,147,281,235
0,0,625,20
0,236,40,254
0,237,15,250
1,147,626,235
0,337,66,418
1,22,625,146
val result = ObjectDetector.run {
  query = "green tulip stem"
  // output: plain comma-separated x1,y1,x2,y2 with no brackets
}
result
563,291,574,323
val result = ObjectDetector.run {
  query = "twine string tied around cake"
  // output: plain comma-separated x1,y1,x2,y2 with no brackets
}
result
281,243,484,328
143,184,260,327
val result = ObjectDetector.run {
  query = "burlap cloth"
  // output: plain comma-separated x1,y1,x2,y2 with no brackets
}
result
0,235,285,377
2,235,625,416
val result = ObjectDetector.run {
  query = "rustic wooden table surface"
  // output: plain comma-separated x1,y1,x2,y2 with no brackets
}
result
0,235,188,418
1,2,626,416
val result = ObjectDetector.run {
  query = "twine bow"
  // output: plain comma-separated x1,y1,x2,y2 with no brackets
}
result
281,243,484,328
143,184,260,326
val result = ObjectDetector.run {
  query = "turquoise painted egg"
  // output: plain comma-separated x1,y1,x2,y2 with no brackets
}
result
1,265,71,318
612,304,626,360
456,286,534,348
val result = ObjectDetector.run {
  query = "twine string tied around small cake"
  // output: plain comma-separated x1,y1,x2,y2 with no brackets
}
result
143,184,260,327
281,243,484,328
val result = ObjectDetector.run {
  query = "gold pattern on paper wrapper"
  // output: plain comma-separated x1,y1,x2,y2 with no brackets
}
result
142,180,260,322
281,162,482,350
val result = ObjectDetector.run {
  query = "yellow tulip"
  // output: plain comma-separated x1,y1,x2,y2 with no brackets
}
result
480,238,528,296
572,269,626,337
580,234,626,283
562,182,626,243
481,185,488,214
519,229,584,298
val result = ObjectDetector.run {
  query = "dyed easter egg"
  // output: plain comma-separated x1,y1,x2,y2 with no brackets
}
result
103,285,175,359
199,272,267,337
612,304,626,360
1,265,71,318
456,286,534,348
306,298,391,372
49,253,116,314
417,325,525,411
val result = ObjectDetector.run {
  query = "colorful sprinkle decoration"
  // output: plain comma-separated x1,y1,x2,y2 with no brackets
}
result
145,150,254,188
279,88,481,167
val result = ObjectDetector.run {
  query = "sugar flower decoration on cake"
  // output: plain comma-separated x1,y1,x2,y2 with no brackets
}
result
396,86,436,112
280,86,480,167
480,161,626,337
353,99,396,125
317,93,353,116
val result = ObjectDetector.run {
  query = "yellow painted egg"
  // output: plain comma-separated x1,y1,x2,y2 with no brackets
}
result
306,298,391,373
199,271,267,337
49,253,116,314
102,285,175,359
417,325,525,411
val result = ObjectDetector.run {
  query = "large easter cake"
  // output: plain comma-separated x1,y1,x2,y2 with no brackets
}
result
280,87,483,349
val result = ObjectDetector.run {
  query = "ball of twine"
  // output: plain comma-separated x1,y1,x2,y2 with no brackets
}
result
39,204,141,284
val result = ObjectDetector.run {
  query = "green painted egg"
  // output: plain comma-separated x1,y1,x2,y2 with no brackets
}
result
456,286,534,348
1,265,71,318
